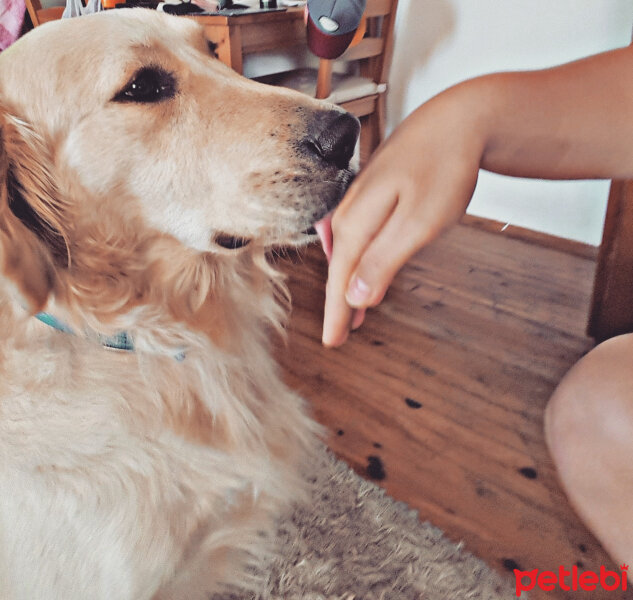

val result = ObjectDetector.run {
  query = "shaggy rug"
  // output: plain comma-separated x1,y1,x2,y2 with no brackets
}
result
219,447,516,600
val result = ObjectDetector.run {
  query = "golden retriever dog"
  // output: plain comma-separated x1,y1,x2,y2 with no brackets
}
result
0,9,359,599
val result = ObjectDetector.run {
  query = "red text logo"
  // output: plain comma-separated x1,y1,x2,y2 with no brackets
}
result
514,564,628,596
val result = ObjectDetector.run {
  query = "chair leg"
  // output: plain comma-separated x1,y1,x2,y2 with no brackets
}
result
358,116,377,166
588,179,633,341
358,96,386,165
316,60,334,99
375,92,387,142
25,1,40,27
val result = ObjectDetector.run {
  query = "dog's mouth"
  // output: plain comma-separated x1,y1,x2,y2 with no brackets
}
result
296,169,355,243
214,233,251,250
212,170,354,252
213,226,318,252
281,210,334,247
214,223,326,252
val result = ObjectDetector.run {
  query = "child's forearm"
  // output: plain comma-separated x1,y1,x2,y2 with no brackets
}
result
456,45,633,181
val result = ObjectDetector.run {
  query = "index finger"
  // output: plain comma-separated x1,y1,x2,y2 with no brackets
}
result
322,177,398,346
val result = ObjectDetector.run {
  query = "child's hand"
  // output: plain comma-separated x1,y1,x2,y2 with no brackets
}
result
322,83,487,346
322,45,633,347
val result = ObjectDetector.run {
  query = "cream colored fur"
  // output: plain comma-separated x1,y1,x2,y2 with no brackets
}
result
0,10,356,599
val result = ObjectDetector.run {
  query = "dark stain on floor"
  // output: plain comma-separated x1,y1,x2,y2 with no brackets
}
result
405,398,423,409
518,467,538,480
502,558,521,572
367,455,386,480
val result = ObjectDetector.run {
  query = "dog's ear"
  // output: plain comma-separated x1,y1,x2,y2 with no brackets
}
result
0,107,69,312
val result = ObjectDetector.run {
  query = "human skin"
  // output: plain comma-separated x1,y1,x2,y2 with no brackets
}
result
322,44,633,564
323,44,633,347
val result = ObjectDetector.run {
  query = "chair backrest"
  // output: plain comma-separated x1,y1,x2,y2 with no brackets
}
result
25,0,65,27
315,0,398,99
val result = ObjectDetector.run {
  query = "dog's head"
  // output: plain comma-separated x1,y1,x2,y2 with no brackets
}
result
0,10,358,332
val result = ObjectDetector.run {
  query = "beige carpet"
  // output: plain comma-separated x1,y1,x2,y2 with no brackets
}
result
220,447,516,600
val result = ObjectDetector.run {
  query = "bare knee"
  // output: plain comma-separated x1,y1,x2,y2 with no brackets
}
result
545,334,633,562
545,334,633,468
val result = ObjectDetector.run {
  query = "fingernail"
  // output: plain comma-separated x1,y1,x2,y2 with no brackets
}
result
346,276,371,306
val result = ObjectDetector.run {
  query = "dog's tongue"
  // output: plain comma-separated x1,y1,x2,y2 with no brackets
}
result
314,214,334,263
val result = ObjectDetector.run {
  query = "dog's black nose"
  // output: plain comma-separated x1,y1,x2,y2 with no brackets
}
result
304,110,360,169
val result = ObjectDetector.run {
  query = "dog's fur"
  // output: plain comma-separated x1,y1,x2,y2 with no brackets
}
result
0,10,357,599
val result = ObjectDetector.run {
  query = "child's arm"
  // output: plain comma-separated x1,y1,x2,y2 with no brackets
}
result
323,45,633,347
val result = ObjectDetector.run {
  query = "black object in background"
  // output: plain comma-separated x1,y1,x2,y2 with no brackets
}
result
218,0,249,8
116,0,160,7
161,2,204,13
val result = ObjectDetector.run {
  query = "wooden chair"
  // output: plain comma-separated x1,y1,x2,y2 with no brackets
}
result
265,0,398,164
24,0,64,26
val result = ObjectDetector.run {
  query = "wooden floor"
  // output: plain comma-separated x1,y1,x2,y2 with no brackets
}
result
275,219,628,600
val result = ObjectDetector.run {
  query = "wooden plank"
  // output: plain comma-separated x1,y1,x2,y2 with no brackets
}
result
190,14,230,26
193,7,303,27
239,17,306,54
340,37,384,62
588,180,633,341
275,222,617,599
365,0,392,17
35,6,63,25
228,25,244,74
462,214,599,260
340,94,378,118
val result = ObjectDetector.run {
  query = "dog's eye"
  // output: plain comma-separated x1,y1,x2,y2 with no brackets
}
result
113,67,177,103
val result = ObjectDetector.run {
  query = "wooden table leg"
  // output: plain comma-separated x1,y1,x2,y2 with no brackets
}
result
203,23,244,74
588,180,633,341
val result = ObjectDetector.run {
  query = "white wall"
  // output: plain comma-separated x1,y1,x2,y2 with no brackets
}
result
389,0,633,245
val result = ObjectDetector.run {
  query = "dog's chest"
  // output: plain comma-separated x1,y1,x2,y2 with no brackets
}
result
0,339,291,498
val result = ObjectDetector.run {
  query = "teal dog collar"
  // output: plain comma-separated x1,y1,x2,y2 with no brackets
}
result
36,312,135,352
35,313,185,360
